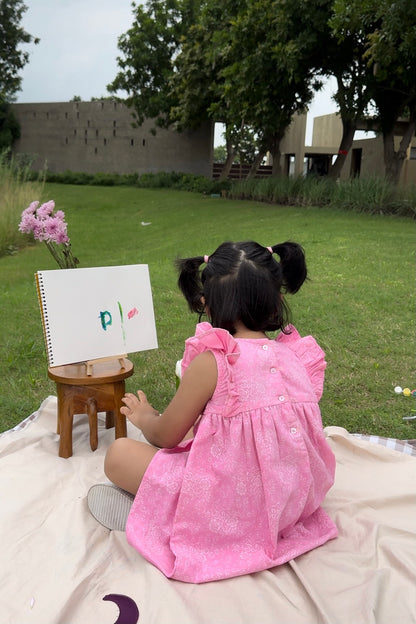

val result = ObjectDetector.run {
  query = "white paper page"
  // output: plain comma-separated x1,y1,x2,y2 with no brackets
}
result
36,264,158,366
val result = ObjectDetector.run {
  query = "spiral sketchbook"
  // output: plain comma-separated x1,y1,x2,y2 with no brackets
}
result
35,264,158,367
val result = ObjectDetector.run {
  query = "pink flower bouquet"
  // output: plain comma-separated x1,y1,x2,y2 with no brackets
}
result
19,200,79,269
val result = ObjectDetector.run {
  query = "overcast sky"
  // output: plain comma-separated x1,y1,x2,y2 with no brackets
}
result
17,0,337,144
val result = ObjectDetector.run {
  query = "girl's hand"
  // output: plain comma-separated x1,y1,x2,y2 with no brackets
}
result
121,390,158,429
120,351,217,448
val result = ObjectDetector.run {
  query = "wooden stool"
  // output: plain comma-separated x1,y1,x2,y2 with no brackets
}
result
48,359,134,458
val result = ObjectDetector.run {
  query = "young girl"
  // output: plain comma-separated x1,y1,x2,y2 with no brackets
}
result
88,240,338,583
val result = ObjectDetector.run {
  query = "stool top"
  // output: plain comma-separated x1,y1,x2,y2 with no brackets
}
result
48,359,134,385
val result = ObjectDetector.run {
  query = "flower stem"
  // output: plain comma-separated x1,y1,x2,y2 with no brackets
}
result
44,241,78,269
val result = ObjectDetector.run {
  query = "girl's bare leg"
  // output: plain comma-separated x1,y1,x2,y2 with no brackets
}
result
104,437,159,495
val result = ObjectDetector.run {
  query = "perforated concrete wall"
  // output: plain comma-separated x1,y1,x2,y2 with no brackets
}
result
11,101,213,177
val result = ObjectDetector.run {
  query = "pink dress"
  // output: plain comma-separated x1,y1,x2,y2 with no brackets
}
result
126,322,338,583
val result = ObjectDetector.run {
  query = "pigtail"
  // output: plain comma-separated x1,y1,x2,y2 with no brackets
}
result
175,256,205,314
271,242,307,294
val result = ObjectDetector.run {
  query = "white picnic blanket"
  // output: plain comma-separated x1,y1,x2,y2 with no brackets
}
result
0,396,415,624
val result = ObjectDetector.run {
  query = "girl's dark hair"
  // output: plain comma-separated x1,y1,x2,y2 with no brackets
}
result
176,241,307,334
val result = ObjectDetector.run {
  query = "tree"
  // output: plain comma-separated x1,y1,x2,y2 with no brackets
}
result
0,0,39,101
108,0,415,183
324,1,376,179
0,1,39,150
215,0,330,175
0,97,20,151
172,0,329,176
169,0,247,176
365,0,416,182
169,6,225,132
330,0,416,183
110,0,248,174
108,0,200,131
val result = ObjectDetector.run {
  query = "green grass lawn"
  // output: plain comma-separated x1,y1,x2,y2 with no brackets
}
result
1,183,415,439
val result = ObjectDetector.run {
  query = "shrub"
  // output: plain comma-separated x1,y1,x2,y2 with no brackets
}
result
299,176,335,206
137,171,182,188
19,165,416,217
330,176,413,215
173,173,215,193
26,167,230,195
227,175,415,217
90,172,117,186
0,151,44,257
134,171,229,194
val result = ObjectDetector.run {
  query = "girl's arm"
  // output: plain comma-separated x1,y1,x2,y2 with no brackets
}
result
121,351,217,448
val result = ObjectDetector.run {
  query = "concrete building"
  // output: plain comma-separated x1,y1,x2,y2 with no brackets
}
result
10,101,416,185
281,113,416,185
11,100,213,177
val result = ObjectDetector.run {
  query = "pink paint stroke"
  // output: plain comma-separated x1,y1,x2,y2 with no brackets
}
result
127,307,139,320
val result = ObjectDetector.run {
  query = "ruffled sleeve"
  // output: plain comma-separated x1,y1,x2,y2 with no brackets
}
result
181,322,240,376
276,325,327,401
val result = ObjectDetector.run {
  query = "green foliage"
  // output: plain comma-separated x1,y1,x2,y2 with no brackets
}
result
330,176,404,214
228,175,334,206
0,151,44,256
1,184,415,439
21,167,415,216
111,0,332,168
38,170,141,187
0,0,39,100
108,0,416,181
330,0,416,182
227,175,415,217
0,97,20,150
169,2,232,131
137,171,182,188
213,145,227,163
173,0,330,170
332,0,416,95
44,170,95,185
366,0,416,83
26,168,227,194
108,0,199,130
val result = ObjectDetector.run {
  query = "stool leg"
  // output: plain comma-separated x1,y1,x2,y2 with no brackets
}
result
105,411,114,429
56,383,63,435
58,388,74,459
87,397,98,452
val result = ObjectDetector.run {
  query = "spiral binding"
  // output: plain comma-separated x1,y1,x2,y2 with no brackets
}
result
36,272,55,366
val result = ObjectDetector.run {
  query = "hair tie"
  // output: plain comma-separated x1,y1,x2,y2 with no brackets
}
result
267,246,273,254
204,255,209,263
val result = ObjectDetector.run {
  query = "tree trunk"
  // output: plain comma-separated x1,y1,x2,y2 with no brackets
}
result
269,134,283,176
221,150,236,178
246,150,266,179
221,134,236,178
383,117,416,184
328,118,356,180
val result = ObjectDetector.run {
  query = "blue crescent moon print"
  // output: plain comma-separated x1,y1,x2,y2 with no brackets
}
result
103,594,139,624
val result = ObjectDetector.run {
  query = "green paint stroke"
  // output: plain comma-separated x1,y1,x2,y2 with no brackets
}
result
118,301,126,342
100,311,112,331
